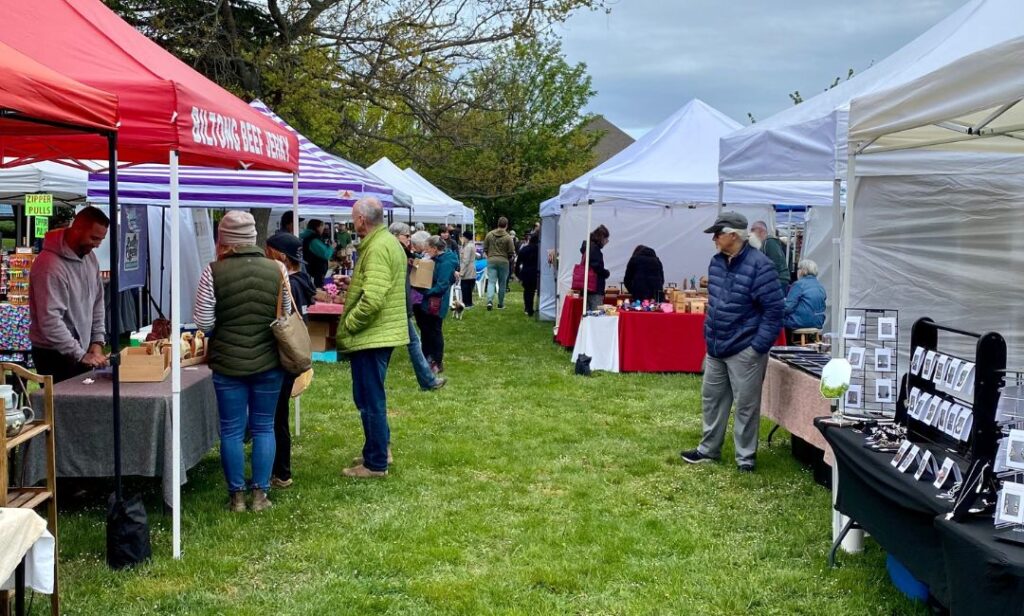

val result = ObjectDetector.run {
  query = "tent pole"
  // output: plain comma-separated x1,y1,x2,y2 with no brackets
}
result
581,199,593,314
829,178,842,344
291,174,299,238
108,133,123,502
717,180,724,214
170,150,182,560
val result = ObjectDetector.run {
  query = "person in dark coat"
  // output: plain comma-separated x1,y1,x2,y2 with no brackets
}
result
623,245,665,302
580,225,611,311
265,232,317,489
680,211,784,473
515,232,540,317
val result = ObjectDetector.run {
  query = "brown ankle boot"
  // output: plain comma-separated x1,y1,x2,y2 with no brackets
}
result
251,488,272,512
228,491,246,513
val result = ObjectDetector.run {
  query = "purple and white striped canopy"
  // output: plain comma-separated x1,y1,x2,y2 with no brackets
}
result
87,100,396,209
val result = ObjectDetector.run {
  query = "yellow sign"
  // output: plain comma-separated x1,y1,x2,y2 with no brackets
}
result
34,217,49,239
25,194,53,217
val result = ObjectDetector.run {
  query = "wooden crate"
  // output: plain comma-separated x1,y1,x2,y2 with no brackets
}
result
119,347,171,382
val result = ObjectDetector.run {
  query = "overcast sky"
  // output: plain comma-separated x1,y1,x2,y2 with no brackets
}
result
556,0,966,137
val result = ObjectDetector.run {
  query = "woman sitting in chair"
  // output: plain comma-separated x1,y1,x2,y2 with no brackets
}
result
784,259,827,342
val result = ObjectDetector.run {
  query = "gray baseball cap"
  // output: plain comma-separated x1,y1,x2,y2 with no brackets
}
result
704,211,748,234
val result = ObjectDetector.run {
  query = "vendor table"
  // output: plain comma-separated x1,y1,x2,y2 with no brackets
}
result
935,516,1024,616
0,508,54,614
24,366,218,507
762,358,834,465
818,420,952,606
307,301,344,316
618,312,707,373
571,316,619,373
555,295,584,348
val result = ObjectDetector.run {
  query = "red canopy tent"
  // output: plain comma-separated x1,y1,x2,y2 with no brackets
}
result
0,0,297,172
1,0,302,561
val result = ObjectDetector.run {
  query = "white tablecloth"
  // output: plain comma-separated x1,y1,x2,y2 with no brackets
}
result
571,315,620,373
0,508,54,594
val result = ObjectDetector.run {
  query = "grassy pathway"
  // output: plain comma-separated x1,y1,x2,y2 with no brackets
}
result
51,286,925,614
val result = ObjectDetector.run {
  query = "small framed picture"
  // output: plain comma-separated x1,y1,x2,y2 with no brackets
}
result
923,396,942,426
922,351,937,380
875,379,893,404
914,393,932,420
877,317,897,341
845,385,862,409
956,410,974,441
899,445,921,473
914,450,936,481
937,401,953,428
892,440,914,468
1005,431,1024,473
843,315,863,340
907,387,921,414
847,346,865,370
933,457,956,489
944,402,960,434
954,362,975,393
874,348,893,373
910,347,925,375
932,355,949,385
943,358,962,390
998,482,1024,526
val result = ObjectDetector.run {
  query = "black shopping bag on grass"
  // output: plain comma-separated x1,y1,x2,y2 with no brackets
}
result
107,492,152,569
575,354,592,377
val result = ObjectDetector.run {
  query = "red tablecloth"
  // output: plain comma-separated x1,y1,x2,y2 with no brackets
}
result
307,302,344,315
555,295,584,348
617,312,788,373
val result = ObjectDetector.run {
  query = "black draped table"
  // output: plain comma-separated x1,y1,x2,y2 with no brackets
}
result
817,419,953,606
23,366,219,506
935,516,1024,616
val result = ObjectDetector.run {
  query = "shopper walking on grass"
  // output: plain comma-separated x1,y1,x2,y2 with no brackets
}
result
581,225,611,311
515,232,540,317
680,212,784,473
390,222,446,391
483,216,516,310
338,197,409,478
459,230,477,309
414,235,459,374
265,233,316,489
194,210,292,512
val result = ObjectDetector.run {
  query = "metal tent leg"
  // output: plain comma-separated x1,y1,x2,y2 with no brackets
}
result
828,518,861,568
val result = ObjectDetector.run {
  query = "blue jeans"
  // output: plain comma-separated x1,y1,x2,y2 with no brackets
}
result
350,347,394,472
212,368,285,492
486,260,509,305
407,317,437,389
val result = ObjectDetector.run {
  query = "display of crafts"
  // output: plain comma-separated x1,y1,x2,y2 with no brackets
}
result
316,282,345,304
0,304,31,351
141,330,207,364
617,299,673,313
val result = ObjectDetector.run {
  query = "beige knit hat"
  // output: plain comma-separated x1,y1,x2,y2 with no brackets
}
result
217,210,257,246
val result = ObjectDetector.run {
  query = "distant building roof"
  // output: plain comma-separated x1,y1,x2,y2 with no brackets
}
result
584,115,635,165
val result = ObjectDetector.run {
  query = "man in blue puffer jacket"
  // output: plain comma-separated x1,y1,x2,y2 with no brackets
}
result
681,211,784,472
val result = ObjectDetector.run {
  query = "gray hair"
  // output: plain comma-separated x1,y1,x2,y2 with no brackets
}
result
414,222,425,231
721,226,750,242
410,230,430,250
426,235,447,251
354,197,384,226
798,259,819,276
389,221,411,237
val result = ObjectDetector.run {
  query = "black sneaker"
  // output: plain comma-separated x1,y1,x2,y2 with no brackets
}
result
680,449,718,464
738,464,756,473
487,302,493,311
497,304,505,310
422,377,447,391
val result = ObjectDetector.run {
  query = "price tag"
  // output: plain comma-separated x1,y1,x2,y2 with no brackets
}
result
34,217,49,239
25,194,53,217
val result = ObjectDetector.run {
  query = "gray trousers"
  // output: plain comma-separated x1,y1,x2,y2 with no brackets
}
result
698,346,769,466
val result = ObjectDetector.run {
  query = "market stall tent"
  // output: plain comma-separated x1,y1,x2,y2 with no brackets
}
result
1,0,301,561
844,34,1024,368
402,167,474,227
367,157,463,223
543,99,794,325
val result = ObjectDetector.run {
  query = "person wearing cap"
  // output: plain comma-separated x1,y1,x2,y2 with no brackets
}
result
300,219,333,287
265,232,317,489
680,211,785,473
194,210,293,512
338,197,409,478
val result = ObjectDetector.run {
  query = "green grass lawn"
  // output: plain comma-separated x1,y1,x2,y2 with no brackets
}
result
47,285,926,615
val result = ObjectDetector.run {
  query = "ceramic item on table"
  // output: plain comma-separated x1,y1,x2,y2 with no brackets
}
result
2,383,35,437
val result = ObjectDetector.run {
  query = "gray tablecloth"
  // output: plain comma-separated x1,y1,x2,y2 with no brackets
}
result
24,365,218,506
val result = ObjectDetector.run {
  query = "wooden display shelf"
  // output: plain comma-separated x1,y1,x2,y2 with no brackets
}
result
4,422,48,450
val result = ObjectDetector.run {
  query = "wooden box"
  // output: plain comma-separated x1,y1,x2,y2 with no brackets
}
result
687,300,707,315
307,319,333,352
120,346,171,382
410,258,435,289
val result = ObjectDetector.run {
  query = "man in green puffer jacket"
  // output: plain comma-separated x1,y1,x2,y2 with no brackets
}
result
338,197,409,478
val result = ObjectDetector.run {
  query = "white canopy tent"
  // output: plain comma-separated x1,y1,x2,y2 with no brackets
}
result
718,0,1024,329
402,166,474,227
844,34,1024,369
366,157,471,225
542,99,805,325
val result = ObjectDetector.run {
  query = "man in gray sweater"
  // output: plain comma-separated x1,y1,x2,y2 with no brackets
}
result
29,206,110,383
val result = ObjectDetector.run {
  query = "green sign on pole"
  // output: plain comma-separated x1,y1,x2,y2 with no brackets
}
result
25,194,54,217
34,216,49,239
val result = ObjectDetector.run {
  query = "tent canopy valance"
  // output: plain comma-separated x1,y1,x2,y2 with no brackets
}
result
1,0,297,171
87,100,395,209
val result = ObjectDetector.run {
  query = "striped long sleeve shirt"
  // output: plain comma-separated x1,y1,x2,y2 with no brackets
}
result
193,261,292,332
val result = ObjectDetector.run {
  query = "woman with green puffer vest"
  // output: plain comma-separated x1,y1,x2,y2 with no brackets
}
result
413,235,459,374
